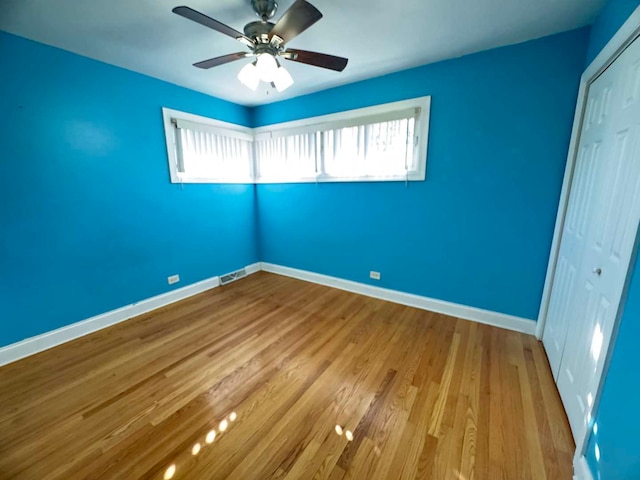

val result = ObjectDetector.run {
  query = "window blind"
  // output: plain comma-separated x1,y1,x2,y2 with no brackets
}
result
254,109,419,181
322,117,416,178
254,132,318,180
174,119,253,181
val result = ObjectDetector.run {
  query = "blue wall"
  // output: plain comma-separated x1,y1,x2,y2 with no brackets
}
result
585,1,640,478
253,28,590,320
586,0,640,64
0,32,258,347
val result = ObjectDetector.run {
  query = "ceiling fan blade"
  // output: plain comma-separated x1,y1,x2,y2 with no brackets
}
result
172,6,254,46
193,52,251,69
283,49,348,71
269,0,322,44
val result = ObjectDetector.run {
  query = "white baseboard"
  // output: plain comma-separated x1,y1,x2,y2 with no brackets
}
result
0,261,536,367
0,263,261,368
574,455,595,480
245,262,262,275
261,263,537,335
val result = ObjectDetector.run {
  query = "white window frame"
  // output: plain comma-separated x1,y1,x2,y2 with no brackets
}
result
162,107,254,184
253,96,431,184
162,96,430,184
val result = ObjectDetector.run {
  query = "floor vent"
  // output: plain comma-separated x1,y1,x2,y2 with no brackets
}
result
220,268,247,286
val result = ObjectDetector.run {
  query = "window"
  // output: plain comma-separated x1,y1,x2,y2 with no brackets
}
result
253,97,430,183
162,97,430,184
162,108,254,184
321,114,416,180
254,132,318,182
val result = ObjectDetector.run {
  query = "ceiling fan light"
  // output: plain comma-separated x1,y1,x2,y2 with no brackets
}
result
256,53,278,82
273,66,294,92
237,62,260,91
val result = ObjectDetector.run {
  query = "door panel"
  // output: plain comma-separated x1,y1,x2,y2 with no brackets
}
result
543,72,613,378
551,35,640,442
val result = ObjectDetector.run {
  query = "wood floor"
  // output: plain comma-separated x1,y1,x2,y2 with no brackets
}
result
0,272,575,479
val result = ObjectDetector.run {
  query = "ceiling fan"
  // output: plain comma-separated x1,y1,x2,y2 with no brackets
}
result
172,0,348,93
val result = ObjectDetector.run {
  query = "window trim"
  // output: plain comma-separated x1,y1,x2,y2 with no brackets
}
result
162,96,431,185
252,96,430,184
162,107,255,184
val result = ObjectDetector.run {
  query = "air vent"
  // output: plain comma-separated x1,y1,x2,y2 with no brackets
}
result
220,268,247,286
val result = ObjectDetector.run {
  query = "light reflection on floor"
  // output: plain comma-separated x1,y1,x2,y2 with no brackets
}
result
162,411,237,479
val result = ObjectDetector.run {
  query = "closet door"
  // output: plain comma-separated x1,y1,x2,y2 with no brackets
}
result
542,66,614,380
556,35,640,440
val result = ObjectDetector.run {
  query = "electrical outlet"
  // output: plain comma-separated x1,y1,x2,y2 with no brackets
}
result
168,274,180,285
370,271,381,280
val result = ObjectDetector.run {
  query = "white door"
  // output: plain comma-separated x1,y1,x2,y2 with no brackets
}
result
556,35,640,440
542,61,616,379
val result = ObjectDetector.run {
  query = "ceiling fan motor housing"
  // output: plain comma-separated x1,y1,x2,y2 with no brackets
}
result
251,0,278,20
244,21,276,42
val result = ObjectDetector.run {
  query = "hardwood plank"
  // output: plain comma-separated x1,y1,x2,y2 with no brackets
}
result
0,272,574,479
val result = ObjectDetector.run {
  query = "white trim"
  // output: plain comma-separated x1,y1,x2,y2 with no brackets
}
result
261,262,536,335
162,107,182,184
245,262,262,275
537,2,640,459
253,97,428,134
573,455,594,480
253,105,421,139
255,173,425,184
162,108,253,135
0,263,262,368
174,118,253,141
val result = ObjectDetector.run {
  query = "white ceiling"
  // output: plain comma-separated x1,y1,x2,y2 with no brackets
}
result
0,0,603,106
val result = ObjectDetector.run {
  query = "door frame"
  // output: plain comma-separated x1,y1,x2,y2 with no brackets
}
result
536,4,640,475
